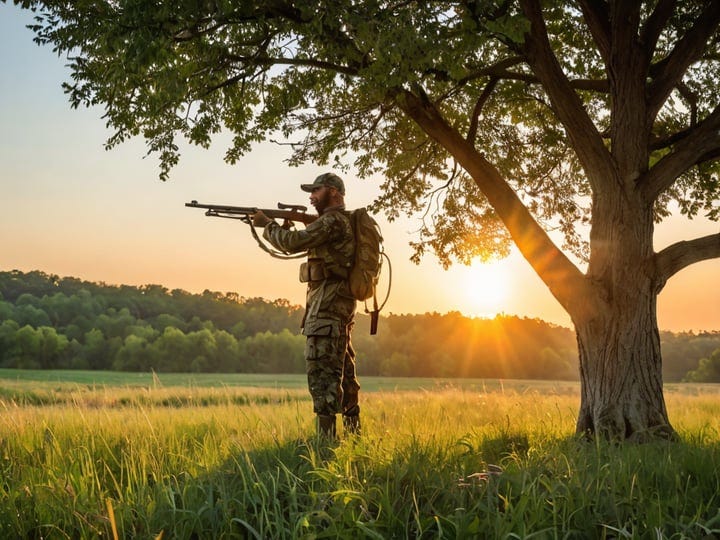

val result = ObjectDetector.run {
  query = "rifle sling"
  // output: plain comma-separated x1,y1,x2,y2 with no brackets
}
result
245,218,306,260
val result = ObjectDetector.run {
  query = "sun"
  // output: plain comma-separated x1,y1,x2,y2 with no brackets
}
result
462,263,509,317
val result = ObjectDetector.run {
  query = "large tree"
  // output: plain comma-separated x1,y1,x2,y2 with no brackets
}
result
12,0,720,440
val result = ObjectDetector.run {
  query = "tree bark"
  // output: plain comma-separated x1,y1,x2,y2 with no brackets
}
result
575,188,677,441
574,293,676,442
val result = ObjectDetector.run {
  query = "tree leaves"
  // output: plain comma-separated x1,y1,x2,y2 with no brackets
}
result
15,0,720,266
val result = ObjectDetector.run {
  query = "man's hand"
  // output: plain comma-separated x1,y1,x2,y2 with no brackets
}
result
251,210,272,228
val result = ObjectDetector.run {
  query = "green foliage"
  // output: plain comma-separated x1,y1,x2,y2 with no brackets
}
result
0,2,558,261
0,269,304,374
662,331,720,382
2,269,718,380
17,1,719,267
684,348,720,383
358,311,581,379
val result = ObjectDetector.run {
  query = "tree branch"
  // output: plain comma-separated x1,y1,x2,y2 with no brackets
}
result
466,76,498,142
450,56,609,93
577,0,611,64
697,147,720,167
654,232,720,290
223,54,359,77
675,81,699,127
647,1,720,120
600,2,652,174
640,0,677,56
425,55,524,85
650,81,707,150
395,86,599,320
641,104,720,201
519,0,615,189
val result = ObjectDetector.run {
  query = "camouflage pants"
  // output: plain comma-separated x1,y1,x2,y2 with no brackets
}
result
305,322,360,417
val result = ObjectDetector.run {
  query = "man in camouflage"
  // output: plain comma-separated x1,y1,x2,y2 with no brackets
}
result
252,173,360,439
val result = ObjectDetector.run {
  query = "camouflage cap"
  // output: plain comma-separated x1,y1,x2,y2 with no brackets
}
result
301,173,346,195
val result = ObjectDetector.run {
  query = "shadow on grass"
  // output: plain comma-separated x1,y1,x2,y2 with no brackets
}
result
132,435,345,539
126,431,720,540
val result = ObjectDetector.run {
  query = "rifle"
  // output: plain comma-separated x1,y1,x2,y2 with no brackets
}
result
185,200,317,226
186,200,316,259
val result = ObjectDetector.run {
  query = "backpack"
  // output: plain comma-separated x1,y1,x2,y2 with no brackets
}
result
348,208,382,301
347,208,389,334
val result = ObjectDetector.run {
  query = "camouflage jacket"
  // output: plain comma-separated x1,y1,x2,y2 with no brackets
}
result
263,206,356,336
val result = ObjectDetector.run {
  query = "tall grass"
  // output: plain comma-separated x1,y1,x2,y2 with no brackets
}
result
0,375,718,538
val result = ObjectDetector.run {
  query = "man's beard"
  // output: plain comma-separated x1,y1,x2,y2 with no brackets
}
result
314,190,332,214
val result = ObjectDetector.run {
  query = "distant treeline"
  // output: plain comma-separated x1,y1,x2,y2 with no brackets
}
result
1,270,719,381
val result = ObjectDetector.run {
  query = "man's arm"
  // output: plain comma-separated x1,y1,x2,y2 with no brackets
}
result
261,211,344,254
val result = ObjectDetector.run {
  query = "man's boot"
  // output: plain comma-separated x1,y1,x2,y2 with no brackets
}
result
342,414,361,436
317,414,337,440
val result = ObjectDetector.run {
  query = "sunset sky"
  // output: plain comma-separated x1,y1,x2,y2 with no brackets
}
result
2,4,719,332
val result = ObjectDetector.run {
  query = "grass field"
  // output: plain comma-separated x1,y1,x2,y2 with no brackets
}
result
0,369,719,539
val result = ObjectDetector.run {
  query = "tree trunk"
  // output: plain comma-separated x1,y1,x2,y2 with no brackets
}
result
574,196,677,442
574,298,676,441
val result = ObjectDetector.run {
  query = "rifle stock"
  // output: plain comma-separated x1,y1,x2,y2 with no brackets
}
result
185,201,317,226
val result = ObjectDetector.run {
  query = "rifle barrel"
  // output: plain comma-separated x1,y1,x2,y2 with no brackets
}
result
185,201,317,225
185,201,257,213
